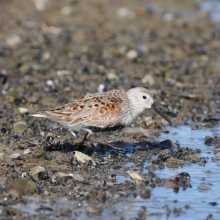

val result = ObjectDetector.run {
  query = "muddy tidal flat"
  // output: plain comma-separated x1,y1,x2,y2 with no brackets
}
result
0,0,220,219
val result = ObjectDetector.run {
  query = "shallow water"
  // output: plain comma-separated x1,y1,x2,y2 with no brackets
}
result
200,0,220,22
7,125,220,219
108,125,220,220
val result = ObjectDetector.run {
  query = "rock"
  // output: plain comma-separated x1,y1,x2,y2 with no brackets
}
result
23,149,31,155
205,136,214,146
61,6,72,15
2,207,24,217
159,140,177,149
174,172,191,185
6,34,22,47
74,151,92,164
198,185,211,190
56,70,72,76
140,188,151,199
43,52,51,60
18,107,29,114
126,50,138,60
116,8,135,19
13,121,27,135
29,166,46,177
9,153,21,159
107,72,119,81
5,179,36,195
165,157,185,168
163,12,176,22
141,74,155,85
186,154,198,162
57,172,85,181
0,153,6,162
127,170,144,181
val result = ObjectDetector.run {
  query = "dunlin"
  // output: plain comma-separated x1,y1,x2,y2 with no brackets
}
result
32,87,172,143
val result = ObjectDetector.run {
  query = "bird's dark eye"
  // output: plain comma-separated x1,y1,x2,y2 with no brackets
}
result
143,96,147,99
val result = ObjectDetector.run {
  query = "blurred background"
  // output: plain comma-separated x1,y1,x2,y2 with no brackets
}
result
0,0,220,127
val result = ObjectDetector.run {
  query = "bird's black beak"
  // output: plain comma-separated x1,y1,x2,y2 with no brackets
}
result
151,103,172,125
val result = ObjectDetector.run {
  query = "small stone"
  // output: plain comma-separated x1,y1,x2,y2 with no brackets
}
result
9,153,21,159
0,153,6,162
74,151,92,164
43,52,51,60
126,50,138,60
46,80,54,86
187,154,198,162
160,140,177,149
61,6,72,15
205,136,214,146
44,191,50,196
165,157,185,168
23,149,31,155
107,72,119,81
6,34,22,47
18,107,29,114
140,188,151,199
141,74,154,85
175,172,191,185
198,185,211,190
127,170,144,181
57,172,85,182
163,12,176,22
57,70,72,76
147,165,155,172
5,179,36,195
29,166,46,177
116,8,135,19
21,172,27,178
13,121,27,135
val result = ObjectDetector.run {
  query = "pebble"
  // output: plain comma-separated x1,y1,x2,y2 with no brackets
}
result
107,72,119,81
13,121,27,135
0,153,5,162
9,153,21,159
141,74,155,85
23,149,31,155
116,8,135,19
6,34,22,47
43,52,51,60
127,170,144,181
140,188,151,199
29,166,46,177
165,157,185,168
198,185,211,190
18,107,29,114
159,139,177,149
186,154,198,162
163,12,176,22
74,151,92,164
126,50,138,60
61,6,72,15
44,191,50,196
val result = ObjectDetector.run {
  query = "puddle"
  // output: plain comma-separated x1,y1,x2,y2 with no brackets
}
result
200,0,220,22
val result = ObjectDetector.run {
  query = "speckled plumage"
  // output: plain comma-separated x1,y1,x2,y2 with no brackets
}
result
32,87,172,136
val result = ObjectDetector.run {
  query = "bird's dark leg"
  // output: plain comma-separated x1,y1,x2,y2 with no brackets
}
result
82,132,90,142
81,129,123,150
